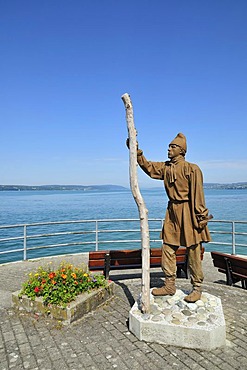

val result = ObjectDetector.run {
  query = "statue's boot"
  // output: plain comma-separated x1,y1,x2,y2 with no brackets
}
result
184,287,202,303
152,277,176,296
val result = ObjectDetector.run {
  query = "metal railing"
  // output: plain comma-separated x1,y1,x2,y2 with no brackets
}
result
0,218,247,264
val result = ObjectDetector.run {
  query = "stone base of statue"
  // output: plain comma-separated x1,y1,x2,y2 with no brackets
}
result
129,289,226,350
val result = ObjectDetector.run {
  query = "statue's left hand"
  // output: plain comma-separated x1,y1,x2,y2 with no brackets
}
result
198,214,213,229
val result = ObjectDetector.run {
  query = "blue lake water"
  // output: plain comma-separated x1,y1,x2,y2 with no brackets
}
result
1,188,247,224
0,188,247,263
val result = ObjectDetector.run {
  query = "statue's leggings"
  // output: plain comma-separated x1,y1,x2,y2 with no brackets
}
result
161,243,204,288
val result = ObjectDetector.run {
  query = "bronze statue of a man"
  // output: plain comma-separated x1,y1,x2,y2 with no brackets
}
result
134,133,212,303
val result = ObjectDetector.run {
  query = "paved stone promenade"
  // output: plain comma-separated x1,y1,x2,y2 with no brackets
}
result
0,253,246,370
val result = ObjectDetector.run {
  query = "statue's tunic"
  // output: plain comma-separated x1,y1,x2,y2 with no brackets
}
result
137,150,211,247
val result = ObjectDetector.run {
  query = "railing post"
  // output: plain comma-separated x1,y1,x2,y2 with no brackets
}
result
23,225,27,260
95,220,98,251
232,221,236,255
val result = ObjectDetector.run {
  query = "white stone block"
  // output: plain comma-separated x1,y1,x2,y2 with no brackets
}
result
129,289,226,350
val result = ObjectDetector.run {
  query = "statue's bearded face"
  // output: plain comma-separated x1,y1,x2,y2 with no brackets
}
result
168,144,182,159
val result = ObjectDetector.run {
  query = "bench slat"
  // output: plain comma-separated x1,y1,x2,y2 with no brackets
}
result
110,249,142,258
89,260,107,268
110,258,142,266
89,251,109,259
150,257,162,265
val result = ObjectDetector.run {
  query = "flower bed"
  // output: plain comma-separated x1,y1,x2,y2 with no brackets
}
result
12,262,115,324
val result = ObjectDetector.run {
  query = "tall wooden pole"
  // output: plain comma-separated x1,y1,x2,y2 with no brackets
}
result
121,93,150,314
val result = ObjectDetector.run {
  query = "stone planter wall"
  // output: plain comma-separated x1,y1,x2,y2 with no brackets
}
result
12,281,115,325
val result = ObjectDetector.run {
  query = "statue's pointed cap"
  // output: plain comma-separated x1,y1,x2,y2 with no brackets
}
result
169,133,187,152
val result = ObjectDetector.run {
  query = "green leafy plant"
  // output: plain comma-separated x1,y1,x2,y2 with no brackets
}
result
19,262,107,308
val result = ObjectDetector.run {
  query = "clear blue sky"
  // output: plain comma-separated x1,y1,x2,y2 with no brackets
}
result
1,0,246,187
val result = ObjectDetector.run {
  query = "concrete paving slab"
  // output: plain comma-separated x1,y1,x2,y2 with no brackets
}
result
0,252,246,369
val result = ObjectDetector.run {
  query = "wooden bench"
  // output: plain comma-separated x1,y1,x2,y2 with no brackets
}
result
89,247,205,280
211,251,247,289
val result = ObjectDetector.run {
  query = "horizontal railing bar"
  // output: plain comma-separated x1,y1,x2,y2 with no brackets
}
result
26,241,96,251
0,218,156,229
208,242,233,246
0,248,25,254
0,225,24,230
1,229,242,241
0,236,24,242
21,229,245,239
0,220,98,229
22,239,163,251
24,231,96,239
97,229,161,233
99,239,151,244
1,240,243,253
210,220,247,224
209,231,233,235
1,217,244,230
26,229,159,237
97,229,140,233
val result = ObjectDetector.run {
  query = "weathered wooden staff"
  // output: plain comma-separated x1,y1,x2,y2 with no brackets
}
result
121,93,150,313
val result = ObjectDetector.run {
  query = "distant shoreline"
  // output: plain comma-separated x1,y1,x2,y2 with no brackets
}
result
204,182,247,189
0,184,127,192
0,183,247,191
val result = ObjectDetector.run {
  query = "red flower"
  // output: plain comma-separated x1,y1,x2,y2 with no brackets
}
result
34,287,40,293
49,272,56,279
